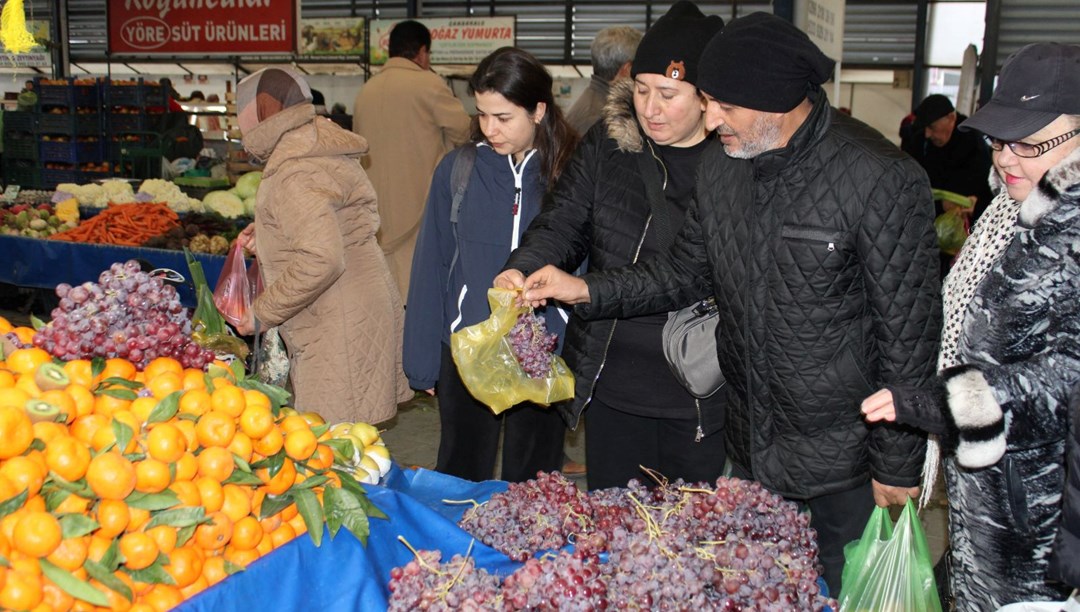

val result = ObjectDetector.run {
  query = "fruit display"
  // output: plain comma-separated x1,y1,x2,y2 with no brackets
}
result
326,420,393,485
389,471,837,610
31,260,216,369
507,311,559,379
0,330,384,611
0,203,77,238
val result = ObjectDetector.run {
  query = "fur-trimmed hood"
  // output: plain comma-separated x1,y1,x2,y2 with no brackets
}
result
989,145,1080,227
602,78,645,153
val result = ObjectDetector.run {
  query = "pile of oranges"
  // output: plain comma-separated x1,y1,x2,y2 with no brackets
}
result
0,316,373,611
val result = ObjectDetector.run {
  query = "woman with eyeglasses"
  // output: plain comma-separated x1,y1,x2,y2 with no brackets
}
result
861,42,1080,610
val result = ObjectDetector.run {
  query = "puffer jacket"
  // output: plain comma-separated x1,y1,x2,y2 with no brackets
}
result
580,88,942,499
404,143,569,391
244,103,412,425
505,78,724,433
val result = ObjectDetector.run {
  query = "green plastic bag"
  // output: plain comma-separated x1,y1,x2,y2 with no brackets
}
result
838,499,942,612
933,188,973,257
450,288,574,414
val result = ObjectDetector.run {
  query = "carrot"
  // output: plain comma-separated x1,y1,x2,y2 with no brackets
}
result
50,202,181,247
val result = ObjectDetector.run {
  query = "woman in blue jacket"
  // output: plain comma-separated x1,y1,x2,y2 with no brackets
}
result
403,47,579,483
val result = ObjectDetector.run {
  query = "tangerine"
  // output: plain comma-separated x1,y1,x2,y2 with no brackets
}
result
0,455,46,497
174,452,198,481
251,426,283,457
134,458,172,493
238,404,274,439
12,511,62,558
226,431,253,463
194,511,233,550
269,522,296,549
210,386,246,418
119,532,159,570
44,435,92,482
0,405,34,459
100,358,137,381
45,536,89,571
144,525,178,555
147,372,183,400
143,357,183,381
168,480,201,508
65,384,95,419
129,396,159,424
194,477,224,513
95,499,131,539
229,516,263,551
38,389,76,423
0,568,43,610
62,359,94,388
196,447,235,483
284,428,317,462
127,506,151,532
195,410,236,448
257,457,296,496
178,388,211,417
220,484,252,523
86,452,137,500
4,348,51,376
142,584,183,612
145,423,186,464
163,546,203,588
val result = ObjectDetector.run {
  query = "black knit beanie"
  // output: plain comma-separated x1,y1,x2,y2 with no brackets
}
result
631,0,724,86
697,12,835,112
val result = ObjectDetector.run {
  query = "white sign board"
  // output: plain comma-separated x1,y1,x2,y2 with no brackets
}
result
797,0,845,62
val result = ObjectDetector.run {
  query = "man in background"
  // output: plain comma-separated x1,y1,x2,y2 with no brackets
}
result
353,20,471,302
565,26,643,135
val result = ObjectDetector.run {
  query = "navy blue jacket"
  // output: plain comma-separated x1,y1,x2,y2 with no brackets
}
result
403,143,569,390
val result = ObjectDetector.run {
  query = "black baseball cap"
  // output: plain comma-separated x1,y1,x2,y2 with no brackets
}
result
960,43,1080,141
912,94,954,130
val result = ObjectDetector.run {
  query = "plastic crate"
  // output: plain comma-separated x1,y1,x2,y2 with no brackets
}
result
3,111,36,133
105,78,169,108
40,139,104,164
35,77,100,108
41,167,81,189
2,160,41,188
107,113,147,133
37,112,101,136
3,135,38,160
106,136,146,161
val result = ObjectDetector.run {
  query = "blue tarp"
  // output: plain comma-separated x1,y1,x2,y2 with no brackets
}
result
0,235,225,308
178,467,517,612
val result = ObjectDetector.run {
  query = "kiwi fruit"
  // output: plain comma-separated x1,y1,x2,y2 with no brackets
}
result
24,399,62,424
34,362,70,391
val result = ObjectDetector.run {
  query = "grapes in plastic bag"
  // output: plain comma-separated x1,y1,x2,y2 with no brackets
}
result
450,288,574,414
935,208,968,257
838,499,942,612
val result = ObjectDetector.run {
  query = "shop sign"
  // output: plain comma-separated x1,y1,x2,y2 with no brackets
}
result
298,18,365,56
108,0,296,55
3,20,51,68
369,17,515,66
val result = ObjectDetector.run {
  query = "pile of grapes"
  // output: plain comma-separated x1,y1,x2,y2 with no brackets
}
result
33,260,217,369
506,311,558,379
388,473,837,610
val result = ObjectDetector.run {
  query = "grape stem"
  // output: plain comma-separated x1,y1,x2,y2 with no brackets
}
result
442,498,482,508
396,535,445,576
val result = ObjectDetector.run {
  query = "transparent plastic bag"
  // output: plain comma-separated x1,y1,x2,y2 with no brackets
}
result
450,288,574,414
838,499,942,612
935,208,969,257
213,241,252,327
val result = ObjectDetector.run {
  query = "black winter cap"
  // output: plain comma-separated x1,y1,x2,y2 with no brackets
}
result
697,12,834,113
912,94,955,130
630,1,724,86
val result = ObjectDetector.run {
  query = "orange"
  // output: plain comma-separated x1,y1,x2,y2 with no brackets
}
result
195,411,236,448
127,506,151,532
143,357,182,382
288,511,308,536
258,457,296,496
220,484,252,523
307,444,335,471
179,574,209,599
93,572,136,612
4,347,51,376
62,359,94,388
168,480,201,508
269,522,296,549
227,431,253,464
163,546,203,588
45,536,89,571
12,511,62,558
0,315,10,333
143,584,183,612
92,388,134,417
42,580,76,612
0,386,31,410
201,555,229,586
196,447,235,483
255,532,274,556
69,413,109,445
65,383,95,419
223,546,260,568
174,419,198,452
0,405,34,459
44,435,92,482
10,326,34,345
283,428,317,462
251,426,283,457
194,511,233,551
100,358,137,382
119,532,159,570
145,423,186,464
0,568,43,610
38,389,76,422
0,455,46,497
13,373,41,398
242,389,271,410
174,452,198,481
54,491,91,515
278,500,298,523
86,534,114,565
129,396,159,424
194,477,224,513
31,420,66,446
278,414,309,434
238,404,274,439
181,369,207,391
0,368,14,389
134,458,172,493
86,452,137,500
178,388,211,417
258,511,281,536
146,372,182,400
95,499,131,539
144,525,178,556
210,386,246,418
229,516,263,551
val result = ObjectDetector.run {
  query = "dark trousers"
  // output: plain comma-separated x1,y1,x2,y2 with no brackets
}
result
729,462,874,596
435,344,565,483
585,396,727,491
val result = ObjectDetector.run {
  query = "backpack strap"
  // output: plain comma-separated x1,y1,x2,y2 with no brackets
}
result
447,144,477,290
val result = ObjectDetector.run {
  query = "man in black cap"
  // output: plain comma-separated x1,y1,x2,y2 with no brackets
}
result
516,12,942,594
906,94,994,236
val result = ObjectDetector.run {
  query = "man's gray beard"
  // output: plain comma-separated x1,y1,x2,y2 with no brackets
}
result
722,114,784,159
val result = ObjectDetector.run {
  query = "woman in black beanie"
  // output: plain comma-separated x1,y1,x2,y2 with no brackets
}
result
496,0,728,490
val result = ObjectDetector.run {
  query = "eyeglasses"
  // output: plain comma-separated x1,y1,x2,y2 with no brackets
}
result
985,128,1080,158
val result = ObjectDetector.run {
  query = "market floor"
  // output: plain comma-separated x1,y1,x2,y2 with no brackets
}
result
0,300,947,566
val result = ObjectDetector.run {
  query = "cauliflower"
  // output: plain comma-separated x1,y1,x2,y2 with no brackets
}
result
136,179,204,213
54,180,137,208
202,190,246,219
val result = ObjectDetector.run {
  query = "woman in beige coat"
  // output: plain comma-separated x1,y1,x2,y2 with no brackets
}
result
235,66,411,425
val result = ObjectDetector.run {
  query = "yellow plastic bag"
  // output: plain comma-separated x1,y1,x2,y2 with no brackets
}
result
450,288,574,414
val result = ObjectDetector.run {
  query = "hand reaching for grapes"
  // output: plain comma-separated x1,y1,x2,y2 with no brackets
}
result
237,224,256,256
520,265,590,308
494,269,526,291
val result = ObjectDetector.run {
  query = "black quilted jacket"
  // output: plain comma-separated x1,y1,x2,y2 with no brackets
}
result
1050,388,1080,590
580,89,942,498
505,79,724,432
